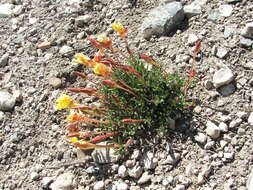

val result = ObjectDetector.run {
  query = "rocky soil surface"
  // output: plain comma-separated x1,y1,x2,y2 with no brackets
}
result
0,0,253,190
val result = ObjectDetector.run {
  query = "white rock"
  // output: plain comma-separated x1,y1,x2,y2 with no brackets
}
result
0,3,13,17
94,181,105,190
50,173,74,190
216,47,229,59
236,111,248,119
187,34,199,45
30,172,40,181
116,182,128,190
194,133,207,144
206,121,220,139
128,166,143,179
41,177,54,189
248,112,253,125
163,153,181,165
0,90,16,111
59,45,74,56
138,172,151,184
143,152,158,170
173,184,185,190
219,122,229,132
247,170,253,190
241,22,253,39
224,152,234,160
213,67,234,88
131,149,141,160
75,15,92,26
0,53,9,67
229,118,242,128
118,165,128,178
219,4,233,17
92,146,120,164
183,3,202,18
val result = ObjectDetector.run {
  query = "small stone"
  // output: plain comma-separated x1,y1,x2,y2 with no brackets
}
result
41,177,54,189
163,153,180,165
213,67,234,88
219,4,233,17
94,181,105,190
162,177,173,186
131,149,141,160
204,141,215,150
224,152,234,160
59,45,74,56
0,53,9,67
0,3,13,17
168,117,176,130
229,118,242,128
138,172,151,184
247,170,253,190
37,41,51,49
118,165,128,178
50,173,74,190
241,22,253,39
49,77,62,88
237,128,246,135
204,80,213,90
75,15,92,27
92,146,120,164
0,90,16,111
219,122,229,132
125,160,135,168
142,151,158,170
206,121,220,139
248,112,253,125
218,114,232,122
243,62,253,70
187,34,199,45
0,111,4,122
116,182,128,190
220,140,228,148
219,83,236,96
173,184,185,190
128,166,143,179
236,112,247,119
12,89,23,102
86,166,99,174
216,47,229,59
239,37,253,47
183,3,202,18
194,133,207,144
30,172,40,181
224,26,235,38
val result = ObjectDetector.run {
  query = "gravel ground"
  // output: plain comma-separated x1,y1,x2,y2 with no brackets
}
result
0,0,253,190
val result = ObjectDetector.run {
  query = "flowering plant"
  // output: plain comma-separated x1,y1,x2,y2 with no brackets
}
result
55,23,201,152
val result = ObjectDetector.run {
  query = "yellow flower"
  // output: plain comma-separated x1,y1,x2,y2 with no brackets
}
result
54,94,76,110
70,137,79,143
93,63,111,76
111,22,127,37
72,53,94,67
97,33,112,48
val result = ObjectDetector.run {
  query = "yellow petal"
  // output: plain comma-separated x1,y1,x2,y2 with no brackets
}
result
55,94,75,110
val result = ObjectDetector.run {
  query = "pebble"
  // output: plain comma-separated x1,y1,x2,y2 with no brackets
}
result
0,90,16,111
219,122,229,132
30,172,40,181
116,182,128,190
162,176,173,186
229,118,242,128
173,184,185,190
216,47,229,59
224,152,234,160
204,141,215,150
142,151,158,170
0,53,9,67
128,166,143,179
59,45,74,56
204,80,213,90
94,181,105,190
187,34,199,45
219,83,236,96
138,172,151,184
241,22,253,39
141,2,184,39
224,26,235,38
213,67,234,88
0,3,13,17
50,173,74,190
248,112,253,125
206,121,221,139
220,140,228,148
163,153,180,165
194,133,207,144
41,177,54,189
219,4,233,17
118,165,128,178
239,37,253,47
131,149,141,160
75,15,92,27
183,3,202,18
92,145,120,164
0,111,4,122
125,160,135,168
247,170,253,190
243,62,253,70
49,77,62,88
12,89,23,102
37,41,51,49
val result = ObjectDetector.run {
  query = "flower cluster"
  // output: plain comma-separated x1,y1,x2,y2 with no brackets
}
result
55,22,200,152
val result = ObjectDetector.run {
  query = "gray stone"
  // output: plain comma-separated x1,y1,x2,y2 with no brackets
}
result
187,34,199,45
12,89,23,102
183,3,202,18
50,173,74,190
0,111,4,122
248,112,253,125
30,172,40,181
219,122,229,132
128,166,143,179
219,4,233,17
237,128,246,135
173,184,185,190
216,47,229,59
213,67,234,88
141,2,184,39
219,83,236,96
138,172,151,184
0,53,9,67
224,26,235,38
243,62,253,70
207,11,220,24
206,121,220,139
163,152,180,165
86,166,99,174
49,77,62,88
41,177,54,189
241,22,253,39
247,170,253,190
142,151,158,170
116,182,128,190
239,37,253,47
92,147,120,164
0,3,13,17
0,90,16,111
194,133,207,144
229,118,242,128
94,181,105,190
224,152,234,160
59,45,74,56
204,80,213,90
75,15,92,27
118,165,128,178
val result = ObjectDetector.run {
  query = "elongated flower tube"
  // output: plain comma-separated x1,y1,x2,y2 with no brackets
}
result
121,118,145,123
54,94,78,110
72,53,95,67
87,37,103,49
67,88,98,96
65,112,109,124
97,33,112,49
70,137,119,149
93,63,111,76
89,131,119,143
111,22,127,38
